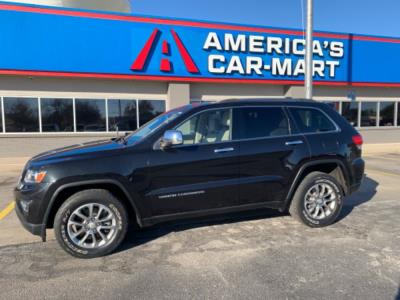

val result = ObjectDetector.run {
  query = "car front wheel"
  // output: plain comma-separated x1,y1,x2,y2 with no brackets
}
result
54,189,128,258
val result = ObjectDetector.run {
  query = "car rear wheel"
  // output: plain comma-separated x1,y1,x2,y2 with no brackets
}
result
289,172,343,227
54,189,128,258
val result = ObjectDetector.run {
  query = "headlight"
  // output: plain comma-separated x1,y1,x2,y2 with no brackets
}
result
24,169,47,184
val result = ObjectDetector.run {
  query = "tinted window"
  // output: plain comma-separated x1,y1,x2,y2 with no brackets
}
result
360,102,377,127
139,100,166,126
75,99,106,132
341,102,358,127
176,109,232,144
41,98,73,132
379,102,395,127
4,97,39,132
235,107,289,139
324,101,340,113
289,107,336,133
108,99,137,131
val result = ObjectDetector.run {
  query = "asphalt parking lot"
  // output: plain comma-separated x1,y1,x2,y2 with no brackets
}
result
0,153,399,299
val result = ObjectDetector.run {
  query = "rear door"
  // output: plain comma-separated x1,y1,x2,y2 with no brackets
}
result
145,108,240,216
234,106,310,205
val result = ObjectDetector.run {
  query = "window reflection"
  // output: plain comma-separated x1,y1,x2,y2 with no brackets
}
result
75,99,106,132
360,102,377,127
379,102,395,127
341,102,358,127
139,100,166,126
4,97,39,132
41,98,73,132
108,99,137,132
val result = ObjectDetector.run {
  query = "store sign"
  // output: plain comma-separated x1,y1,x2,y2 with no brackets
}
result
0,3,399,86
202,32,344,78
127,27,348,82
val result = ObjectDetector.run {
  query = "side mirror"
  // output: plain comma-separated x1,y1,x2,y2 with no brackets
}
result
160,130,183,149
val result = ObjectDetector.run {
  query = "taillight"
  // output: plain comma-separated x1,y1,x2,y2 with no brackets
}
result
352,134,363,148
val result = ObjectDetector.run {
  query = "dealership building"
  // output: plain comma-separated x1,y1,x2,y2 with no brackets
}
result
1,1,400,148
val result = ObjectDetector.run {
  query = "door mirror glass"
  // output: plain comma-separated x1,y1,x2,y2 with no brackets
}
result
160,130,183,148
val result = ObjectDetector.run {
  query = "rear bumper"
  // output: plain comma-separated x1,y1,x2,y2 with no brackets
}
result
349,157,365,194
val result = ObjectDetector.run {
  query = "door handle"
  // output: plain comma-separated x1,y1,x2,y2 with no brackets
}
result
214,147,234,153
285,140,304,146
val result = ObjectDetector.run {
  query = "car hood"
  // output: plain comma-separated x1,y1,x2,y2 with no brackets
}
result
29,139,125,164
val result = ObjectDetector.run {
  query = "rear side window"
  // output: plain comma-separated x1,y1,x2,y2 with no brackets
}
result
234,107,289,140
289,107,336,133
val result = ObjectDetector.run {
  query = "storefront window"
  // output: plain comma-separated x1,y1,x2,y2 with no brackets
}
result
108,99,137,131
75,99,106,132
41,98,73,132
138,100,166,126
341,102,358,127
379,102,395,127
4,97,39,132
397,103,400,127
360,102,377,127
0,99,3,133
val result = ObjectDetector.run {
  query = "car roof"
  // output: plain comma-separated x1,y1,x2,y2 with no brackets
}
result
198,98,320,108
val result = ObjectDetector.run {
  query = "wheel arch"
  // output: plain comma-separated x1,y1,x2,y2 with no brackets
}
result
44,179,143,233
283,159,350,210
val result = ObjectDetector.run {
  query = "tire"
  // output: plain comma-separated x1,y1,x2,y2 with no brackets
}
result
54,189,128,258
289,172,343,227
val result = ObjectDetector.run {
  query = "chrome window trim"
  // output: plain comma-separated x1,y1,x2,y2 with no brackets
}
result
164,104,340,150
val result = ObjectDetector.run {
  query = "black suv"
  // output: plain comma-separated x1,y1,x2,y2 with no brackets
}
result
15,99,365,258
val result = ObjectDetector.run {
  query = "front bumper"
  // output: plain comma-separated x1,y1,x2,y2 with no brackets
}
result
14,183,50,241
15,202,44,238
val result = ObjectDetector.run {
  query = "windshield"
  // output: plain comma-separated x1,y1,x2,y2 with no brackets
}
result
125,105,193,145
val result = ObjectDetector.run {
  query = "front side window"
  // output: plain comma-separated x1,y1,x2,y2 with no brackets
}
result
289,107,336,133
234,107,289,139
75,99,106,132
176,109,232,145
360,102,377,127
4,97,39,132
41,98,73,132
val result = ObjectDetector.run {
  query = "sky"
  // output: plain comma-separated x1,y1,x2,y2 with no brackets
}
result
130,0,400,38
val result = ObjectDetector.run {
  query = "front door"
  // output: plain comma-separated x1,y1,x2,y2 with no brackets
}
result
145,108,240,216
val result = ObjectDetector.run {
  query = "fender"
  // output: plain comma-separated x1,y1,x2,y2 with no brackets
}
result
282,158,351,210
41,179,143,241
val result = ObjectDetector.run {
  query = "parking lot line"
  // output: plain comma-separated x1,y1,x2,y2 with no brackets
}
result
0,201,15,221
